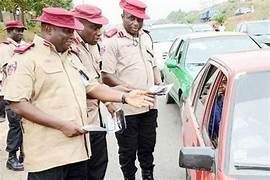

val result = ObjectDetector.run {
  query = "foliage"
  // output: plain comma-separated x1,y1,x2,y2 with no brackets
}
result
213,12,227,25
0,0,73,16
155,10,200,24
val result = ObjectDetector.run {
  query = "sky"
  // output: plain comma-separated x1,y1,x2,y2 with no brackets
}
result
73,0,221,25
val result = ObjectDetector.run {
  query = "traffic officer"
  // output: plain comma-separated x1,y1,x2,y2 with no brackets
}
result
72,4,111,180
3,7,154,180
101,0,162,179
0,20,27,171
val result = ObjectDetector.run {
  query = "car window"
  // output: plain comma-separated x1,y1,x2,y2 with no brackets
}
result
168,38,182,58
185,35,260,65
193,64,219,124
206,74,227,148
228,71,270,174
176,40,186,64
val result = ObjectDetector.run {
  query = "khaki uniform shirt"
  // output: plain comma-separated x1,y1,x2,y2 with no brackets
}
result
74,32,101,126
0,38,26,95
102,26,156,115
3,35,98,172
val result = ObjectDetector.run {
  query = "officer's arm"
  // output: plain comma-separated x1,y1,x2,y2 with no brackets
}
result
153,66,162,85
8,101,74,131
87,84,154,108
9,101,85,137
102,72,131,88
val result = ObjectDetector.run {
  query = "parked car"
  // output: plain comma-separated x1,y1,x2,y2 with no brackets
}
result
234,7,252,16
192,23,214,32
179,49,270,180
149,24,193,71
236,20,270,46
162,32,261,106
200,9,218,23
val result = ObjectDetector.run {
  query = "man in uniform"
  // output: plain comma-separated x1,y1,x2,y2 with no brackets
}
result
73,4,113,180
0,20,27,171
3,7,154,180
101,0,162,179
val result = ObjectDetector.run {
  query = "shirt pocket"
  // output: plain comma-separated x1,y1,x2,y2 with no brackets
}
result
40,60,63,74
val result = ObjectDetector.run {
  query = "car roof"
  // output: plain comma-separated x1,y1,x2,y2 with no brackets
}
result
177,32,247,40
150,24,191,29
210,50,270,75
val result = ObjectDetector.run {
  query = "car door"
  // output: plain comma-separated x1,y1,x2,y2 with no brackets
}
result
163,38,183,101
182,64,220,180
170,39,187,103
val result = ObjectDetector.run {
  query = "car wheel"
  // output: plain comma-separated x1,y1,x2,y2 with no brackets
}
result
166,93,175,104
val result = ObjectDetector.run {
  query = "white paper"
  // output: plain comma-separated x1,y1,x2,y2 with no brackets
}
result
82,125,107,132
106,117,121,133
149,84,173,96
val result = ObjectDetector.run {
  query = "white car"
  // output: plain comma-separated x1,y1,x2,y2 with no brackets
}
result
149,24,193,71
236,20,270,47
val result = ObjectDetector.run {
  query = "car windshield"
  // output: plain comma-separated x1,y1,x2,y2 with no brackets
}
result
150,26,192,43
229,71,270,174
185,35,260,65
247,21,270,35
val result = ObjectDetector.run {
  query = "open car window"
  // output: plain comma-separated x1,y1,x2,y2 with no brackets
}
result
193,64,219,124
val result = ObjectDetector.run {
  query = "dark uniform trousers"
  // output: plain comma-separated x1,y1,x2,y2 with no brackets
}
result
27,160,88,180
0,96,5,118
116,109,158,178
87,131,108,180
5,107,23,155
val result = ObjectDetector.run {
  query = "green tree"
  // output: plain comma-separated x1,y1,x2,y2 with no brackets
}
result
213,12,227,25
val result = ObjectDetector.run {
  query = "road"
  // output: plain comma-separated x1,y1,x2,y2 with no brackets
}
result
0,97,185,180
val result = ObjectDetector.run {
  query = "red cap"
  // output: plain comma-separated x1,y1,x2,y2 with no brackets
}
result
5,20,26,30
35,7,83,30
73,5,108,25
119,0,149,19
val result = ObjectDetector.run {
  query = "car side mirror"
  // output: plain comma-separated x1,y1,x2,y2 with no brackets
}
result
179,147,215,172
166,60,177,68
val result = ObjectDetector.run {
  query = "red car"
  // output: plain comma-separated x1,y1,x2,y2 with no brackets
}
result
179,50,270,180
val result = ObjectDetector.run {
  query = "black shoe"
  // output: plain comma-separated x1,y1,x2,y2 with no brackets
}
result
6,155,24,171
18,152,24,163
142,169,154,180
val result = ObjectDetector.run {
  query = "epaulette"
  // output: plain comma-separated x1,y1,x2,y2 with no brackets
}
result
1,40,10,45
14,43,35,54
104,28,118,38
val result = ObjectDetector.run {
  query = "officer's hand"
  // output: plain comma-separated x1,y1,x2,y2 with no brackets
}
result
105,102,117,118
59,121,86,137
125,90,155,108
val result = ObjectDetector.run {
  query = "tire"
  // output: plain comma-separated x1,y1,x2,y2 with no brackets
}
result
166,93,175,104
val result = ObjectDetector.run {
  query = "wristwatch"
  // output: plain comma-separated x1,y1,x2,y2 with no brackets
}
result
121,94,127,104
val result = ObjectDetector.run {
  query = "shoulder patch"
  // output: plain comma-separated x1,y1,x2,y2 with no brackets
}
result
104,28,118,38
14,43,35,54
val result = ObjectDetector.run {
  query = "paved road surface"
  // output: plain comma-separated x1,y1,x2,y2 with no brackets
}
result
0,97,185,180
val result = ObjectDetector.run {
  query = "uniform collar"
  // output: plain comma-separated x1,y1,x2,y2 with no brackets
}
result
33,35,71,55
6,37,20,47
74,31,90,50
118,25,144,39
